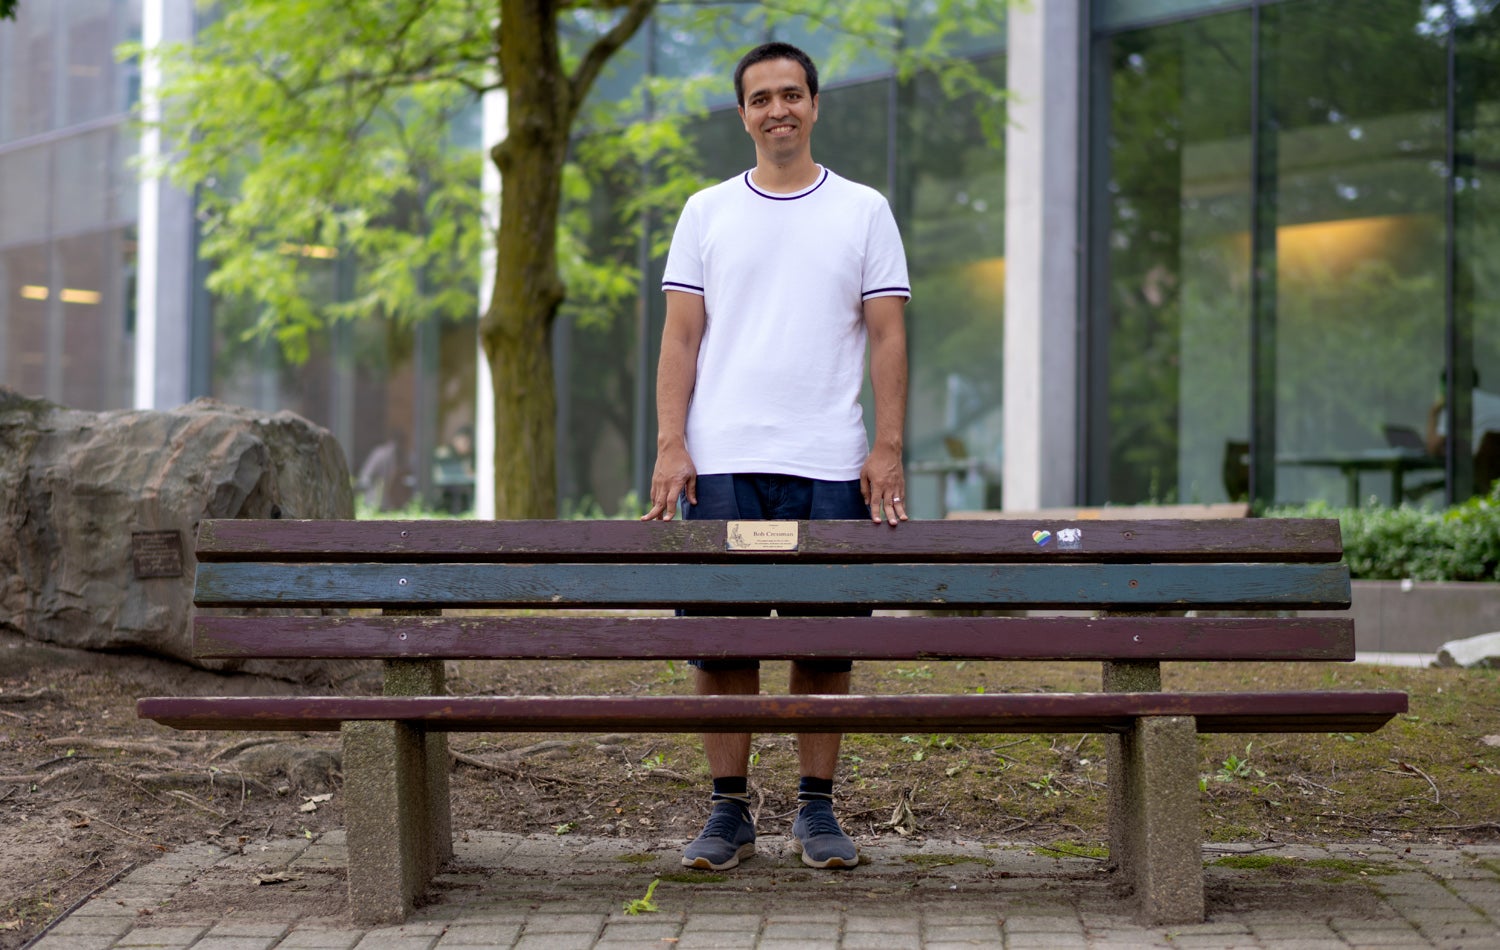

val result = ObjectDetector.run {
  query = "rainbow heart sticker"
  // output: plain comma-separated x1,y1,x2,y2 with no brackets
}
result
1032,530,1052,546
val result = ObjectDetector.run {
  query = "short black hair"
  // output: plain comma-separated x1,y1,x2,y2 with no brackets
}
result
733,42,819,107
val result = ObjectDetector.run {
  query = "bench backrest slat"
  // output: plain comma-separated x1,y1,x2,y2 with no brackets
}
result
194,614,1356,661
194,518,1344,563
193,561,1351,611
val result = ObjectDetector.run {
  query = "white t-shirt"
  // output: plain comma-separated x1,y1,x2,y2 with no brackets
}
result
661,166,910,480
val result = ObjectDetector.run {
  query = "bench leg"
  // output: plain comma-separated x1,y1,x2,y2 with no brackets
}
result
1112,715,1205,925
341,719,441,925
1102,657,1161,876
383,658,453,868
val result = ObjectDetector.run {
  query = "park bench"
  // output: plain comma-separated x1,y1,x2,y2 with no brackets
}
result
138,517,1406,926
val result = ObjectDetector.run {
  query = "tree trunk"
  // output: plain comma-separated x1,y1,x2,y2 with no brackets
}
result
484,0,572,518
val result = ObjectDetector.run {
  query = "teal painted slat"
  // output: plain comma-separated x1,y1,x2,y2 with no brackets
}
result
194,562,1351,610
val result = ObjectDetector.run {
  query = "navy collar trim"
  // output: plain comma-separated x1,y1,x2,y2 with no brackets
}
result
743,166,829,201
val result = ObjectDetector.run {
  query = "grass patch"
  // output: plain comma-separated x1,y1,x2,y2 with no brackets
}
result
1040,842,1109,860
657,871,727,884
615,853,658,864
1212,854,1401,880
902,854,996,869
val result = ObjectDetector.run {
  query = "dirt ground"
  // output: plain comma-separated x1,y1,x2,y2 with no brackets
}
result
3,630,1498,949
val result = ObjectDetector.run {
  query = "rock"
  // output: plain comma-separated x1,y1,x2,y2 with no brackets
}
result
0,388,365,684
1433,631,1500,669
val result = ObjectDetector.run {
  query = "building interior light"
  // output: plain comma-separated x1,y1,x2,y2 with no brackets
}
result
20,285,49,300
1225,214,1430,281
278,243,339,260
965,257,1006,293
60,288,102,304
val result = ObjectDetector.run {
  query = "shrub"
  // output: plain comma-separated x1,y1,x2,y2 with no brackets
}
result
1265,482,1500,582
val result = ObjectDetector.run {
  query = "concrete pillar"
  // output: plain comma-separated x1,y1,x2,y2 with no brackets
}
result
384,655,453,871
474,87,506,520
1102,657,1161,871
341,719,429,925
1003,0,1084,509
134,0,197,410
1116,716,1205,924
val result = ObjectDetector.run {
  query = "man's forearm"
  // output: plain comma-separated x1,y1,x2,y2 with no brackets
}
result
655,338,697,449
866,302,908,454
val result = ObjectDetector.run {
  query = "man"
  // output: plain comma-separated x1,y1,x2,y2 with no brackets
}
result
641,41,910,872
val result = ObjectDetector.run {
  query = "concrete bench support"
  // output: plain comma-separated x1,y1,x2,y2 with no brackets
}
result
342,719,434,925
1116,715,1204,924
340,625,452,926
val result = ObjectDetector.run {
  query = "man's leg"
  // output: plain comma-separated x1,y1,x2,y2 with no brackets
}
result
789,661,859,868
679,475,764,870
681,664,760,870
790,663,849,779
700,666,758,778
785,476,869,869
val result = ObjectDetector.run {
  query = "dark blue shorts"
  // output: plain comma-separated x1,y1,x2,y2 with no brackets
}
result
683,473,869,674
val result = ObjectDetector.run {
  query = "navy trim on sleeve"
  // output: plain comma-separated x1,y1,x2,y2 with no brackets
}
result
663,280,705,293
862,286,911,298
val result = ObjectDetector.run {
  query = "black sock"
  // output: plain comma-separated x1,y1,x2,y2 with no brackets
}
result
798,776,834,804
710,776,751,811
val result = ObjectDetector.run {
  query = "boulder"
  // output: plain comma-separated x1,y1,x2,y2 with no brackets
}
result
0,388,366,684
1434,631,1500,669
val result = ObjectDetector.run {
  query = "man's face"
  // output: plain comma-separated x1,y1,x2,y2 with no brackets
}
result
738,57,818,165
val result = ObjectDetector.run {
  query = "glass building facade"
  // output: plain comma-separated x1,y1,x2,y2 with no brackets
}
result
3,0,1496,517
1,0,142,412
1088,0,1500,507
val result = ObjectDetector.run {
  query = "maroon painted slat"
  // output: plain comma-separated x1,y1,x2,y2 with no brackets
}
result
193,614,1357,661
138,690,1407,734
193,518,1344,563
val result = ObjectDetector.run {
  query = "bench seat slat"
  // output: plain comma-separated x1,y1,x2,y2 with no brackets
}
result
138,691,1407,735
195,518,1344,563
194,562,1352,610
194,615,1357,661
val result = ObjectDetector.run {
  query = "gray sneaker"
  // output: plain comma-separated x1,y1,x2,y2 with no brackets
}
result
790,799,859,869
682,802,756,870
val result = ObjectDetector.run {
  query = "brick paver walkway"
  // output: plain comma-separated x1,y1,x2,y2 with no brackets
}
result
30,832,1500,948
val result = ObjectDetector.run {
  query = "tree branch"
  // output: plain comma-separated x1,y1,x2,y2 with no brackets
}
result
569,0,657,120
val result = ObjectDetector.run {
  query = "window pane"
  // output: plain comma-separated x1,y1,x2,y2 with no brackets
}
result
903,56,1006,516
1,243,52,397
0,145,52,249
1268,0,1447,507
53,130,112,237
56,229,132,410
1458,1,1500,497
64,0,116,126
0,2,55,141
1092,10,1253,504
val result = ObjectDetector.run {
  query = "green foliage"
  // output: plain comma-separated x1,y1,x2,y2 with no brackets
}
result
621,878,660,915
1211,744,1266,783
353,494,473,521
1265,481,1500,582
561,491,647,520
0,0,16,21
144,0,493,364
